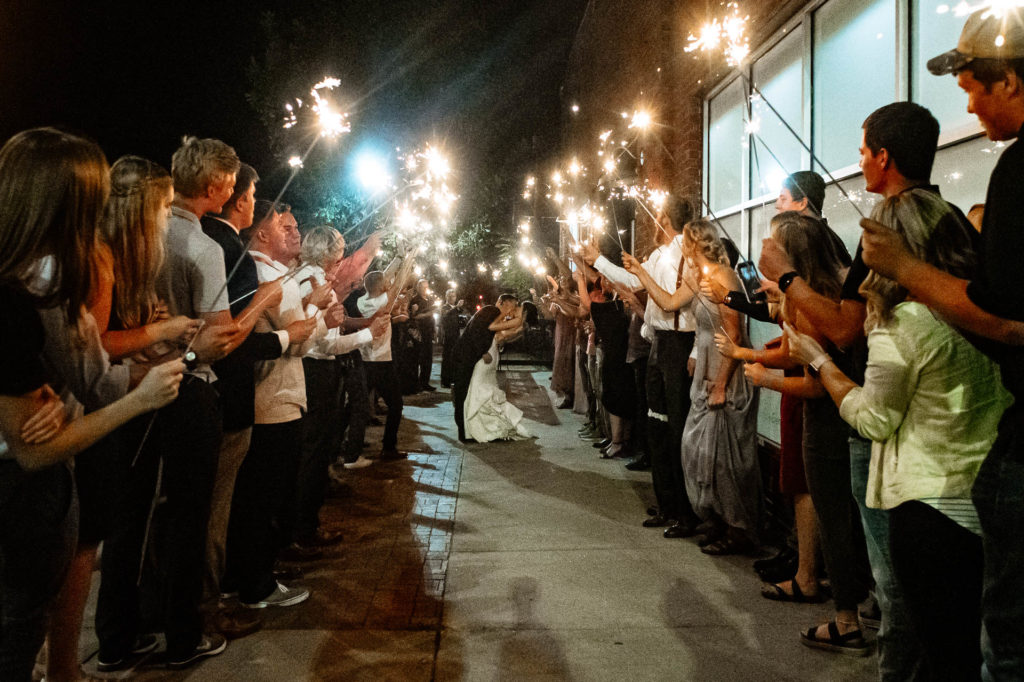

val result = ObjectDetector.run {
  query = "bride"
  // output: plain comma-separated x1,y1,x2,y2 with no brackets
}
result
463,326,532,442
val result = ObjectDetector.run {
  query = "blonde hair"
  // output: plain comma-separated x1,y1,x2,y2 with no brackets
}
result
101,156,172,328
861,189,975,331
300,225,344,269
683,219,728,265
0,128,110,320
171,136,239,198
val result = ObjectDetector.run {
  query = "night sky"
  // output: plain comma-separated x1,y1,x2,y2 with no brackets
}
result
1,0,587,205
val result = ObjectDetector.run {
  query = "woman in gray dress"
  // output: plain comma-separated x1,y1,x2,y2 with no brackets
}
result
624,219,760,554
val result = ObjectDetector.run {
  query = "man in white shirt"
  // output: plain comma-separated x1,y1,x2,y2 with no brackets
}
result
357,266,408,460
582,196,701,538
291,226,388,551
222,207,317,610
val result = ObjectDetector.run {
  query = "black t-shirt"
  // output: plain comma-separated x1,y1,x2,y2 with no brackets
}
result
968,130,1024,402
0,284,48,396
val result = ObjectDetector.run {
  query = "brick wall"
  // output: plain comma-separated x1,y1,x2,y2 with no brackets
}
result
561,0,803,256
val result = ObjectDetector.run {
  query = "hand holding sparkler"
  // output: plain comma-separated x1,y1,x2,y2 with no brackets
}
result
132,358,186,413
304,277,335,311
621,252,643,276
782,321,831,368
284,316,319,346
757,238,794,283
700,277,729,305
324,302,346,330
155,316,203,346
190,323,239,364
580,240,601,266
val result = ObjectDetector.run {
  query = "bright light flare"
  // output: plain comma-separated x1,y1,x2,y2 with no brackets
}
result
288,156,303,168
629,110,653,130
356,154,390,191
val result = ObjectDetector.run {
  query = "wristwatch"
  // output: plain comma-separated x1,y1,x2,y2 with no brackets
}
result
778,271,799,293
183,350,199,371
809,353,831,373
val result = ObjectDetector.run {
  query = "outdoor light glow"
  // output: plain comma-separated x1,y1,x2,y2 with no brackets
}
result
603,158,616,174
356,153,390,191
571,104,580,113
568,160,581,176
526,176,536,187
477,263,487,273
552,171,563,184
439,260,448,272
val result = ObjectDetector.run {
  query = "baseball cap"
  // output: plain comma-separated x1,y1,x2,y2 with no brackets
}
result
927,7,1024,75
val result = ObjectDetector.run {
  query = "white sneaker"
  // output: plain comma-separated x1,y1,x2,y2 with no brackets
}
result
241,582,310,609
343,455,373,470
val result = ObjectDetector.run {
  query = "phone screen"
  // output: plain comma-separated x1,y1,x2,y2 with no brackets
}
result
735,261,766,303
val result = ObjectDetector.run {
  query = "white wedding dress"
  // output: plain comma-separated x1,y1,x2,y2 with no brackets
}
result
463,338,531,442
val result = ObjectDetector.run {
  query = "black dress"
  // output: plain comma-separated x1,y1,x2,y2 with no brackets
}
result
589,299,634,419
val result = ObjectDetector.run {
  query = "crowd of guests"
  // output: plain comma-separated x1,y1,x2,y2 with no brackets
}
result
537,11,1024,680
0,129,450,681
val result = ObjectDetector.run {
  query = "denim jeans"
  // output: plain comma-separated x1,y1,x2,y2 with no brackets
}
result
0,461,77,682
849,436,927,681
972,405,1024,682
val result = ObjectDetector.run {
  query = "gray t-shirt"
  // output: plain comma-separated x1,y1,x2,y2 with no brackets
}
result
157,206,230,380
158,206,230,318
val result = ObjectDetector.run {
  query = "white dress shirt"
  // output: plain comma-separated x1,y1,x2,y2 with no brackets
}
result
357,292,392,362
295,263,373,359
250,250,318,424
593,235,696,333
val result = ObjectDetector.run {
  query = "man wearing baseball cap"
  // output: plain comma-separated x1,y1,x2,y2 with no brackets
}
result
859,7,1024,679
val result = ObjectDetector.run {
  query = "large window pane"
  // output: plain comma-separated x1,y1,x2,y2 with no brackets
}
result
931,135,1002,210
709,78,746,211
813,0,897,173
751,31,804,198
912,0,977,134
822,177,874,256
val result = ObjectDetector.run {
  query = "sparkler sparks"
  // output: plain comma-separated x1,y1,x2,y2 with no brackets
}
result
685,3,750,66
282,76,352,139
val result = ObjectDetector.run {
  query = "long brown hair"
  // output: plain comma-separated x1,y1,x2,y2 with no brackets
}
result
0,128,110,320
101,156,173,328
771,212,847,324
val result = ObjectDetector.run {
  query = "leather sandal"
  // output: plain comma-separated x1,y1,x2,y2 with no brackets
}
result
800,621,873,656
760,580,825,603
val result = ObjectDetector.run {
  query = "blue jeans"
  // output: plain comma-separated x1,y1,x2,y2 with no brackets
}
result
849,436,926,681
0,461,78,682
972,406,1024,682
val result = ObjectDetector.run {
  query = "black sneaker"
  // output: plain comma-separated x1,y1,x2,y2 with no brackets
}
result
96,634,159,672
166,633,227,670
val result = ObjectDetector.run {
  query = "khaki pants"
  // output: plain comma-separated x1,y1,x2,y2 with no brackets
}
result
202,427,251,603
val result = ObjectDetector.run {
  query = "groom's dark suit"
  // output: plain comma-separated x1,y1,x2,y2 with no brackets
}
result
451,305,501,441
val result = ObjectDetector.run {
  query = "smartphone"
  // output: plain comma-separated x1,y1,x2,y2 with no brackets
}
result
735,260,766,303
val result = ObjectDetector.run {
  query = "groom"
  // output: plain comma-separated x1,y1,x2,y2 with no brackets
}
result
452,294,522,442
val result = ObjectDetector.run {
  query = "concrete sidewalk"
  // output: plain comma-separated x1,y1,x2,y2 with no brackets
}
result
78,366,875,681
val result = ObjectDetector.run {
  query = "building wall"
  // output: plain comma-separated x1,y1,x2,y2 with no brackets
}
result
561,0,804,255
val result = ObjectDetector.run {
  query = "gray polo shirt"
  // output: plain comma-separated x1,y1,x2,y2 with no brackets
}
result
157,206,231,380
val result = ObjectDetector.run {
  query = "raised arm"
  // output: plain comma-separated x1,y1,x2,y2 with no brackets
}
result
622,252,695,312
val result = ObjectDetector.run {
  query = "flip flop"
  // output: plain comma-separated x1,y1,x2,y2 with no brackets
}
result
800,621,873,657
760,580,825,604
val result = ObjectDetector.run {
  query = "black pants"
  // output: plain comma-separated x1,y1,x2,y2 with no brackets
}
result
801,396,870,612
440,339,457,387
647,331,696,522
453,361,474,440
628,357,649,456
339,354,369,463
97,377,221,662
363,361,402,450
890,500,983,681
224,419,303,604
417,333,434,388
0,461,76,681
295,358,345,540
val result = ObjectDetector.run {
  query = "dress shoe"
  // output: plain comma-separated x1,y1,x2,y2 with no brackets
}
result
380,448,408,461
664,520,699,539
592,438,611,449
642,514,672,528
296,527,344,548
273,563,304,581
421,384,437,392
625,455,651,471
209,607,262,640
278,542,323,562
